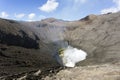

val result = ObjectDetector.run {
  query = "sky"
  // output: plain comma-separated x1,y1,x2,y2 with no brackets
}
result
0,0,120,21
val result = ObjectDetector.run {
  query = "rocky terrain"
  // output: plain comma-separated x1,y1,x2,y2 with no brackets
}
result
0,12,120,79
44,63,120,80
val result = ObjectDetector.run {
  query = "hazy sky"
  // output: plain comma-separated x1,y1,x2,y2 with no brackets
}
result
0,0,120,21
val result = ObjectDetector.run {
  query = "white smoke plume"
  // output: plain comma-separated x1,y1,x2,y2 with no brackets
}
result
56,46,87,67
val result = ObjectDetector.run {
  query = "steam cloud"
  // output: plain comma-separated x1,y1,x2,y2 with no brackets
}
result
57,46,87,67
21,22,87,67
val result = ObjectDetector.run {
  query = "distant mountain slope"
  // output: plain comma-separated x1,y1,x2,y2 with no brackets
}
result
0,18,39,49
65,12,120,65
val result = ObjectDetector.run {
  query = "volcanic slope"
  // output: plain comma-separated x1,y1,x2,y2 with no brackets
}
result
0,12,120,79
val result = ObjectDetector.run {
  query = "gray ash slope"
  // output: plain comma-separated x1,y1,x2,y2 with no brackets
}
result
0,12,120,78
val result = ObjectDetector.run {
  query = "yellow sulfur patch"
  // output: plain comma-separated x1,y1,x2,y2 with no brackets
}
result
58,48,64,57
